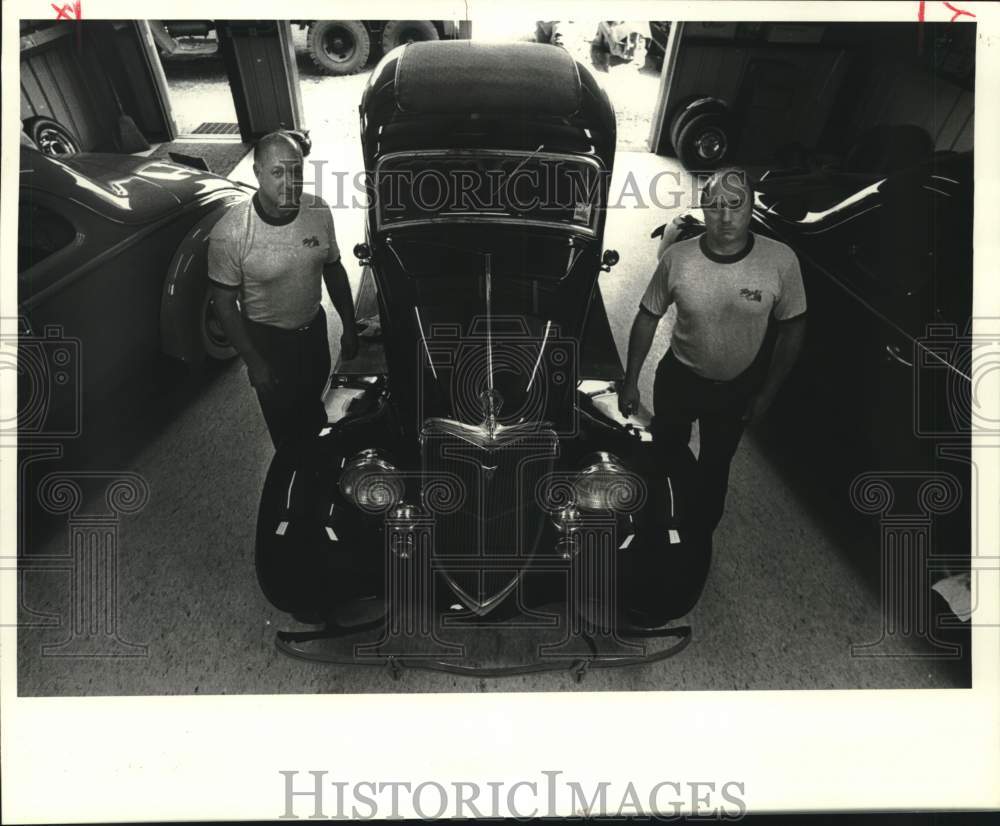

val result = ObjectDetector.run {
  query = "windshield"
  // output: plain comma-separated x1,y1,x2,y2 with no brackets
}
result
385,233,589,282
374,150,602,234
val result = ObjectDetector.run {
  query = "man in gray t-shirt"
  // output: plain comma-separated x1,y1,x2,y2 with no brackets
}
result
619,168,806,542
208,131,358,448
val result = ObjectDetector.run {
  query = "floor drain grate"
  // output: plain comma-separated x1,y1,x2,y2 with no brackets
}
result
191,122,240,135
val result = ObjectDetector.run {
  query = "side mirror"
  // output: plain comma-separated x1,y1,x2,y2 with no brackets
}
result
601,249,620,272
354,243,372,265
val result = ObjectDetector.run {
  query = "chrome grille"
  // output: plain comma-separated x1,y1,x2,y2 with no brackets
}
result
421,418,558,614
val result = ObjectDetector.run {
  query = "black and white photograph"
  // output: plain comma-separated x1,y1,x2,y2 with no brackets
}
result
2,0,999,820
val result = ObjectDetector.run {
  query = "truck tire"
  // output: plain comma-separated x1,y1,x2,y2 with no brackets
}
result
308,21,371,76
380,20,439,53
676,112,735,170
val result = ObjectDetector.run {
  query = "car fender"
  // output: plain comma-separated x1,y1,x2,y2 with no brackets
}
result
574,386,686,533
159,195,247,362
650,213,704,259
578,405,709,622
255,408,396,613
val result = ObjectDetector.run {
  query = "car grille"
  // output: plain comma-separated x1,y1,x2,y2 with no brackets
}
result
420,417,558,614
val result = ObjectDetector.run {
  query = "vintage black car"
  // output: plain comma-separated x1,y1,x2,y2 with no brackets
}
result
255,42,703,673
758,152,973,464
17,146,250,431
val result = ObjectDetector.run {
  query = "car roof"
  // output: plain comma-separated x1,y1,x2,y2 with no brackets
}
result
19,147,241,225
361,41,616,171
395,41,582,116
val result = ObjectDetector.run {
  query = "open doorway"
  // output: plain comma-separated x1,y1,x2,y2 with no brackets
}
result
145,20,251,177
472,20,669,152
150,20,240,136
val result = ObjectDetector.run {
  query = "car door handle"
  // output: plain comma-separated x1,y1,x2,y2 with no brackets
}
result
885,344,913,368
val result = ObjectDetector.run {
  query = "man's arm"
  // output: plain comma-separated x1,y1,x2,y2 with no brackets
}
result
209,284,275,393
322,259,359,361
618,307,661,416
744,315,806,423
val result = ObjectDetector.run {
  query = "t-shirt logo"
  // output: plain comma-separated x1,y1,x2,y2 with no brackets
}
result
740,288,762,302
302,236,320,247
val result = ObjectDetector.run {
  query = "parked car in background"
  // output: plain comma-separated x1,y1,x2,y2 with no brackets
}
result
150,20,466,76
255,41,703,672
17,146,252,415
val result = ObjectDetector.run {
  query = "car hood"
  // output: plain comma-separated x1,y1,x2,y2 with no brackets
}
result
378,229,593,429
20,147,248,225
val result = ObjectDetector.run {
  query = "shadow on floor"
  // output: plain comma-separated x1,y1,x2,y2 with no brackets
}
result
18,357,240,552
748,386,972,684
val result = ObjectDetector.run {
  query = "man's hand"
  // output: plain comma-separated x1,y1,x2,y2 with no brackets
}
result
741,392,773,425
248,358,277,395
617,380,640,418
340,328,359,362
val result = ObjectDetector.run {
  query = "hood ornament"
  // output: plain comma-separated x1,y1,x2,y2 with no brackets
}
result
481,252,503,439
479,387,503,438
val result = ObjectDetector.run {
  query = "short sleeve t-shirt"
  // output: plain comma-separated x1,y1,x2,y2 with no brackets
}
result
640,232,806,381
208,192,341,330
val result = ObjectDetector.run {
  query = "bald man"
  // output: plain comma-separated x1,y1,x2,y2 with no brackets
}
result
619,168,807,535
208,131,358,448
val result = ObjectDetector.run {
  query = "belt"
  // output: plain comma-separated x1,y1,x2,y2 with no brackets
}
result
663,349,762,386
245,309,323,335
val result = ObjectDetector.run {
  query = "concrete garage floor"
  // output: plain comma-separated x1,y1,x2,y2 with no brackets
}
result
16,142,969,695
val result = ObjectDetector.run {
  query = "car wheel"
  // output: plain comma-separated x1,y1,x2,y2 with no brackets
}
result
380,20,439,53
308,20,371,76
23,117,80,157
669,97,728,156
676,112,734,170
201,291,237,361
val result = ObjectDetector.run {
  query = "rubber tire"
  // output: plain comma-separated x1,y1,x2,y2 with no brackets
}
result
200,290,237,361
669,97,728,156
380,20,439,53
675,112,734,170
22,116,80,157
308,21,371,76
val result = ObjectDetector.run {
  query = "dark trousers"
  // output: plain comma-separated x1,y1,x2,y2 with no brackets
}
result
244,307,331,449
650,349,763,533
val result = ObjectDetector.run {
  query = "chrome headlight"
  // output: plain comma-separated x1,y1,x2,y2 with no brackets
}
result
572,452,642,512
338,449,404,512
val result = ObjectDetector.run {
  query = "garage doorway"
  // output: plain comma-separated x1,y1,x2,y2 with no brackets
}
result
150,20,240,138
147,19,260,179
472,19,670,152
